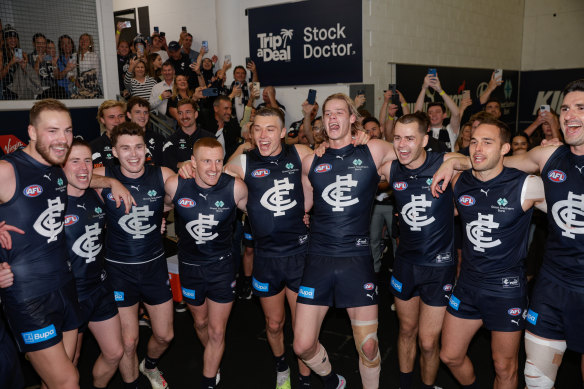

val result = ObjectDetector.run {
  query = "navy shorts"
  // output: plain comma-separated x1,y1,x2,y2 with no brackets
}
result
106,257,172,308
446,281,527,332
390,260,456,306
3,280,82,352
78,281,119,333
252,253,305,297
526,273,584,353
242,216,254,248
297,255,378,308
179,254,236,306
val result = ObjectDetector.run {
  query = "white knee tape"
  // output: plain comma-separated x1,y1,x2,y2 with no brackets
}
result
524,332,566,389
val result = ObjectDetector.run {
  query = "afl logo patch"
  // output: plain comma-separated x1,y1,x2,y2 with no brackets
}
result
251,168,270,178
23,185,43,197
178,198,195,208
443,284,453,292
393,181,407,191
508,307,522,316
547,170,566,183
314,163,332,173
458,195,476,206
64,215,79,226
363,283,375,291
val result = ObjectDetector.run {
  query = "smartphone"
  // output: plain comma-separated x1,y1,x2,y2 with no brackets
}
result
463,90,470,99
165,89,172,94
202,88,218,97
234,81,241,87
160,32,166,37
202,41,208,50
44,55,52,62
540,105,551,113
224,54,231,64
245,57,252,66
137,44,144,56
307,89,317,105
389,84,399,104
121,21,131,29
252,82,260,92
356,89,365,96
494,69,503,81
428,68,437,77
154,26,159,33
182,26,187,32
14,48,23,61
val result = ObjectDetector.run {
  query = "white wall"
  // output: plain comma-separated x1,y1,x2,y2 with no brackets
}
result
521,0,584,70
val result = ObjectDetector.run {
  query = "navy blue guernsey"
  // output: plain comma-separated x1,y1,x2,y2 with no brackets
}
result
172,174,236,263
454,167,532,295
102,165,165,264
0,150,71,302
540,146,584,292
65,190,107,300
389,151,455,266
308,144,379,256
244,145,308,256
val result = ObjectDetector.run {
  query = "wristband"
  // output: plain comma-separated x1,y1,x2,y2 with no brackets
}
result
116,30,121,35
439,90,446,96
159,95,163,101
388,116,395,121
401,103,408,107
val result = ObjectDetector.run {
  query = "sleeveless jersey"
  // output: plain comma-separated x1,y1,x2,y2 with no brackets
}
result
308,144,379,256
454,167,532,294
389,151,455,266
173,174,236,263
540,146,584,292
244,145,308,256
0,150,71,302
102,165,165,264
65,190,107,300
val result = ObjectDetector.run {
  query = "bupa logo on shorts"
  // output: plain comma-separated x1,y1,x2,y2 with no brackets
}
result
298,286,315,299
526,309,538,325
64,215,79,226
178,198,196,208
547,169,566,183
252,168,270,178
458,195,476,206
363,283,375,291
390,276,402,292
114,291,125,301
508,307,522,316
23,184,43,197
21,324,57,345
393,181,407,191
314,163,332,173
181,287,195,299
443,284,453,292
449,295,461,311
252,277,269,292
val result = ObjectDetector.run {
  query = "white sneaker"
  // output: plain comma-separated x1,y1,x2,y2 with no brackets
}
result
216,368,221,385
139,359,169,389
276,367,291,389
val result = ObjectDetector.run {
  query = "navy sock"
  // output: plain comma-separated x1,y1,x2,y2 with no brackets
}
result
323,371,339,389
462,380,480,389
123,378,139,389
144,355,159,370
299,373,311,387
274,353,289,372
201,375,216,389
421,383,434,389
399,371,413,389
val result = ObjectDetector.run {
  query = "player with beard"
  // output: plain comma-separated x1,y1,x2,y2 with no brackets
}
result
0,99,132,389
293,93,397,389
431,117,545,389
165,138,247,389
378,112,461,389
94,122,175,389
433,79,584,388
63,140,124,389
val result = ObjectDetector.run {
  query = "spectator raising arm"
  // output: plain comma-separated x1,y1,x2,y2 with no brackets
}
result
429,74,461,135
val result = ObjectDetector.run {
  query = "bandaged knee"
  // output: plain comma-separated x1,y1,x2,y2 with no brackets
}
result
302,343,332,376
524,332,566,389
352,319,381,389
